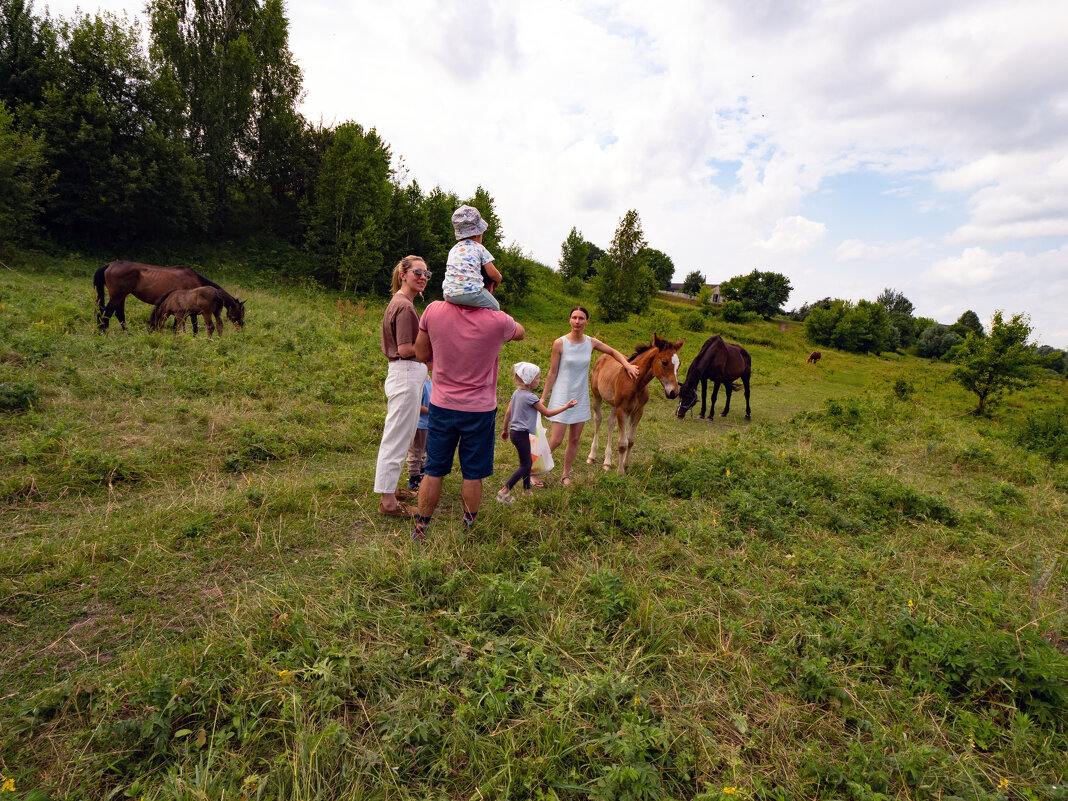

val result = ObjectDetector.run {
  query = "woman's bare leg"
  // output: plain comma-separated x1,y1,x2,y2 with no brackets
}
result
562,422,585,480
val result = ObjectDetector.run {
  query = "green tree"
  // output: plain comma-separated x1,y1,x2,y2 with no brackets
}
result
642,247,675,290
594,209,655,322
148,0,303,223
877,287,918,347
305,121,392,293
720,269,792,319
951,311,1042,415
804,299,892,354
585,241,605,279
952,309,985,339
494,242,535,310
0,98,52,242
35,10,204,243
680,270,704,297
915,324,959,360
467,185,502,255
1,0,59,118
559,226,590,281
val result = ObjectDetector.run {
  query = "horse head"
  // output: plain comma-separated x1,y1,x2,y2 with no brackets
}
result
148,291,173,332
650,334,684,399
225,297,246,328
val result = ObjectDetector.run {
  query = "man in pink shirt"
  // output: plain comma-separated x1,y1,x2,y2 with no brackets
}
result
412,301,526,540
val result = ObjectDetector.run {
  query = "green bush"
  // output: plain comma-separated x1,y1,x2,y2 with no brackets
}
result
679,310,705,332
720,300,748,323
0,380,38,412
1015,404,1068,462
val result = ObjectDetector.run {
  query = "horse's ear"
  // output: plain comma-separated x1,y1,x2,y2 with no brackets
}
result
653,333,668,349
674,338,685,350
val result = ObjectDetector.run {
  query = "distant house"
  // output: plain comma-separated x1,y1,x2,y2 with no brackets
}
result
664,279,721,304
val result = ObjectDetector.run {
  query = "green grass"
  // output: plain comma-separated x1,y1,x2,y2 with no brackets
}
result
1,245,1066,800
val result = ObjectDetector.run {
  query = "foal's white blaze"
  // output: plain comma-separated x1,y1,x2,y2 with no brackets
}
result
672,353,680,379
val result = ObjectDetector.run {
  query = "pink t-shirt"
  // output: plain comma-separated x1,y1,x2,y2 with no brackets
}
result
418,301,517,412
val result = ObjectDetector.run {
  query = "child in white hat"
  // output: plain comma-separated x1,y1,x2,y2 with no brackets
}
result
497,362,577,503
442,205,504,311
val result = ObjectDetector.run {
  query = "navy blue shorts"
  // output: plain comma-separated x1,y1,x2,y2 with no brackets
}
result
424,404,497,480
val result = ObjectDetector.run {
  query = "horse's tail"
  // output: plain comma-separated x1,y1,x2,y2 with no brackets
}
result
93,263,108,319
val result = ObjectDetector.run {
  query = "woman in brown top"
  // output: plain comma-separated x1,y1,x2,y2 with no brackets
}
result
374,256,430,516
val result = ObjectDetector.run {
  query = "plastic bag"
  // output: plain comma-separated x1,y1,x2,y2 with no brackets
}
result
529,417,554,474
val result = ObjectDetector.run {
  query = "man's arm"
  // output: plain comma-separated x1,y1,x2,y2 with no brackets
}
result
414,329,432,362
509,321,526,342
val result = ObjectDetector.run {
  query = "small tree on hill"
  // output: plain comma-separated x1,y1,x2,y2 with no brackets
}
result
642,247,675,290
952,309,984,338
594,209,655,322
559,226,589,281
720,269,792,319
681,270,704,297
951,310,1041,415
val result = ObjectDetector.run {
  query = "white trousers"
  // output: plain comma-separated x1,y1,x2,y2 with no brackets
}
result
373,359,428,494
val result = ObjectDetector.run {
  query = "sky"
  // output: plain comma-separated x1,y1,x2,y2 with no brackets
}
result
42,0,1068,346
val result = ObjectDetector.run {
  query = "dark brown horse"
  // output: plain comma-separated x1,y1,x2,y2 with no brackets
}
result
675,335,751,421
587,334,685,474
808,350,822,364
149,286,245,336
94,261,235,332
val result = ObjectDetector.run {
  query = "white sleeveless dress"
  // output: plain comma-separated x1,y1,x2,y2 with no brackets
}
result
548,335,594,424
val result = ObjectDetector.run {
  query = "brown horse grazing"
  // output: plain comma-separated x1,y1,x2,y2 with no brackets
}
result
94,260,233,332
808,350,822,364
587,334,685,474
675,335,752,421
149,286,245,336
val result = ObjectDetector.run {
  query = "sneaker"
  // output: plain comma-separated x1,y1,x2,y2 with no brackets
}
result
407,474,423,490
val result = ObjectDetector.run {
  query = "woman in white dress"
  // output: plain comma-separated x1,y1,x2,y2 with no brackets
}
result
540,306,640,485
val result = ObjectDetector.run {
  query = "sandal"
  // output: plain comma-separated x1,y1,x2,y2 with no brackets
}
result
378,501,415,517
530,478,546,489
496,490,516,504
560,476,572,487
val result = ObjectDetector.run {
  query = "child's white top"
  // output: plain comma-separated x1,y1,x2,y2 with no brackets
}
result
443,239,494,298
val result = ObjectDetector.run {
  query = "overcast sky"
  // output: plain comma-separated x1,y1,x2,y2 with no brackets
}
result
42,0,1068,345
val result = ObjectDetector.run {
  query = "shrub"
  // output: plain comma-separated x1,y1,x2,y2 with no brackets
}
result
0,380,38,412
720,300,748,323
1015,404,1068,462
679,310,705,332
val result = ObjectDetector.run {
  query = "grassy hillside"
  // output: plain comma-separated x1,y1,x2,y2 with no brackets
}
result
1,247,1066,800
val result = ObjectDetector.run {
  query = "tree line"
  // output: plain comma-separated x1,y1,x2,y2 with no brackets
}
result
0,0,542,301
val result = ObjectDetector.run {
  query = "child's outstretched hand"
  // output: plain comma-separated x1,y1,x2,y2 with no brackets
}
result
566,399,578,408
501,429,509,441
625,363,640,380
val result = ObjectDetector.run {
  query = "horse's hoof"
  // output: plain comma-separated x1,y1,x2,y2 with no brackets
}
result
697,414,704,419
586,458,595,464
745,415,751,421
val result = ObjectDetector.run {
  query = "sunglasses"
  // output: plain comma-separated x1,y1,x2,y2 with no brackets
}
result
410,268,432,278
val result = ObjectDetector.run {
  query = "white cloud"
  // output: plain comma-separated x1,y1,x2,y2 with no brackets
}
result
836,238,929,262
756,216,826,252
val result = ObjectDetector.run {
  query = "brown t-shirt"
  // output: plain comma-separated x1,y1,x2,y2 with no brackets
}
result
381,292,420,360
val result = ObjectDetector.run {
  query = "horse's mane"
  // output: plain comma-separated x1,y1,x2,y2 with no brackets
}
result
628,344,654,360
177,265,223,291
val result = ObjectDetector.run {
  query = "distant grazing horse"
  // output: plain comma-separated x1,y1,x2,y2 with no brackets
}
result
808,350,822,364
94,260,235,332
149,286,245,336
675,335,752,421
587,334,685,474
